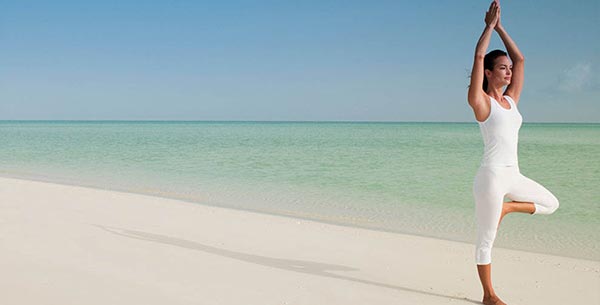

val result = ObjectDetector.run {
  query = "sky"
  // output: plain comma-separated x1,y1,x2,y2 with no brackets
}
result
1,0,599,122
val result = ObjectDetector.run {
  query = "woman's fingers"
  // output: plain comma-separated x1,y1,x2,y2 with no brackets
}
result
485,0,499,26
487,1,495,16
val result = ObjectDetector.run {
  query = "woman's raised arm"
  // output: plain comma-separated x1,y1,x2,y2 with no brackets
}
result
468,1,499,119
495,2,525,104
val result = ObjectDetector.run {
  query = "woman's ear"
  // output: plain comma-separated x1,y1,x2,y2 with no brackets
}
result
484,69,492,79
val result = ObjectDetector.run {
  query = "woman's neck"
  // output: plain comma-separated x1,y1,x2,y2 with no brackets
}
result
487,87,504,101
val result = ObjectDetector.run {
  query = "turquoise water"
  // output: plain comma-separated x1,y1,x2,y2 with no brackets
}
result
1,121,598,260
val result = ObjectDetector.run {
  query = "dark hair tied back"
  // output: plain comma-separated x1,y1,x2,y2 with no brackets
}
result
483,50,508,91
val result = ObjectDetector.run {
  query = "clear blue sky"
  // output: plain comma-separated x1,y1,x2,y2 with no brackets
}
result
1,1,598,122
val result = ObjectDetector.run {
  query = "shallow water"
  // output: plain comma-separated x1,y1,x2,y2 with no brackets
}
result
1,121,598,260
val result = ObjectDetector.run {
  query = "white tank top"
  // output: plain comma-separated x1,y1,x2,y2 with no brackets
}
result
478,95,523,167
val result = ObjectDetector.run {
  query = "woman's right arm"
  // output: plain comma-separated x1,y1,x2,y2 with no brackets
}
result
468,25,494,107
468,1,499,121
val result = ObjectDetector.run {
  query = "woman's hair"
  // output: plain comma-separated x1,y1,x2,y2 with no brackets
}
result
483,49,508,91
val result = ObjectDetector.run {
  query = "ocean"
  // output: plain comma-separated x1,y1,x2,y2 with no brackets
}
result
1,121,598,260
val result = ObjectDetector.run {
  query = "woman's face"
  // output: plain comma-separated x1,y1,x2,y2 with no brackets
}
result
486,56,512,88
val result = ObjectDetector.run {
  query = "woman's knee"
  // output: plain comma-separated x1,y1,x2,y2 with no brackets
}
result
534,194,559,215
548,195,560,214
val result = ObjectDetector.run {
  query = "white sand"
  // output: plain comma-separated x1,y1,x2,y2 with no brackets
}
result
1,177,598,305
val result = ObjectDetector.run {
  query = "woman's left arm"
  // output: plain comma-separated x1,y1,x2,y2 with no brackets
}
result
495,4,525,103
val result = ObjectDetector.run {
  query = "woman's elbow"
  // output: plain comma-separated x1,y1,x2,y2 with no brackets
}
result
513,55,525,63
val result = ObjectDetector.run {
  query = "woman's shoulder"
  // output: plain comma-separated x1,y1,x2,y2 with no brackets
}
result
503,94,518,106
503,94,520,105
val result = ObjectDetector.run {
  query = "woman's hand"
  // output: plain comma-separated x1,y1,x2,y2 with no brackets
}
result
494,0,504,30
484,0,500,29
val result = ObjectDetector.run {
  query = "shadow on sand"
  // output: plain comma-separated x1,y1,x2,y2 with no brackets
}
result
96,225,479,304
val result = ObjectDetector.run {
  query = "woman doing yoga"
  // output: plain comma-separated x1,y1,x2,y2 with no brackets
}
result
468,1,560,304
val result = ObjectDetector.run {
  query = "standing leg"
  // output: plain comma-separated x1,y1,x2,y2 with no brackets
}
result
474,168,505,265
473,167,507,304
477,264,507,305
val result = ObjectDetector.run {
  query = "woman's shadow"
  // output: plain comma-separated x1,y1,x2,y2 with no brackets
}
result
96,225,479,304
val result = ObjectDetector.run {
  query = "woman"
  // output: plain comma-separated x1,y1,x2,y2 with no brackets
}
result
467,1,559,304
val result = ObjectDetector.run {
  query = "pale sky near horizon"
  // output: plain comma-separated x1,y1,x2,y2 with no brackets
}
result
1,1,599,122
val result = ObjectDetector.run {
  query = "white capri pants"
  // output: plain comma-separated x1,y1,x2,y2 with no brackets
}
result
473,165,559,265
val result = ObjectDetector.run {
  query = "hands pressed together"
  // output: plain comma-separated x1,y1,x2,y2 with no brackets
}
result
485,0,503,30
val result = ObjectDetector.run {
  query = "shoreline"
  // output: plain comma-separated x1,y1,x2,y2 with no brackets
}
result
1,172,597,262
1,176,598,304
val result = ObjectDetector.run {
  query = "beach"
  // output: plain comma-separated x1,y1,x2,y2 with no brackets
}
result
4,0,599,303
1,176,598,304
2,121,599,261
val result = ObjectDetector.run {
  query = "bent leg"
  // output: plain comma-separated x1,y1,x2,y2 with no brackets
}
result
498,200,535,228
507,173,559,215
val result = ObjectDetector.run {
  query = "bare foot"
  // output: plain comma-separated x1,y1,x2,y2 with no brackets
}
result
483,295,507,305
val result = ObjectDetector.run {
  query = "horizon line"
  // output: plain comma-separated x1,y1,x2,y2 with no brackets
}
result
0,119,598,124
